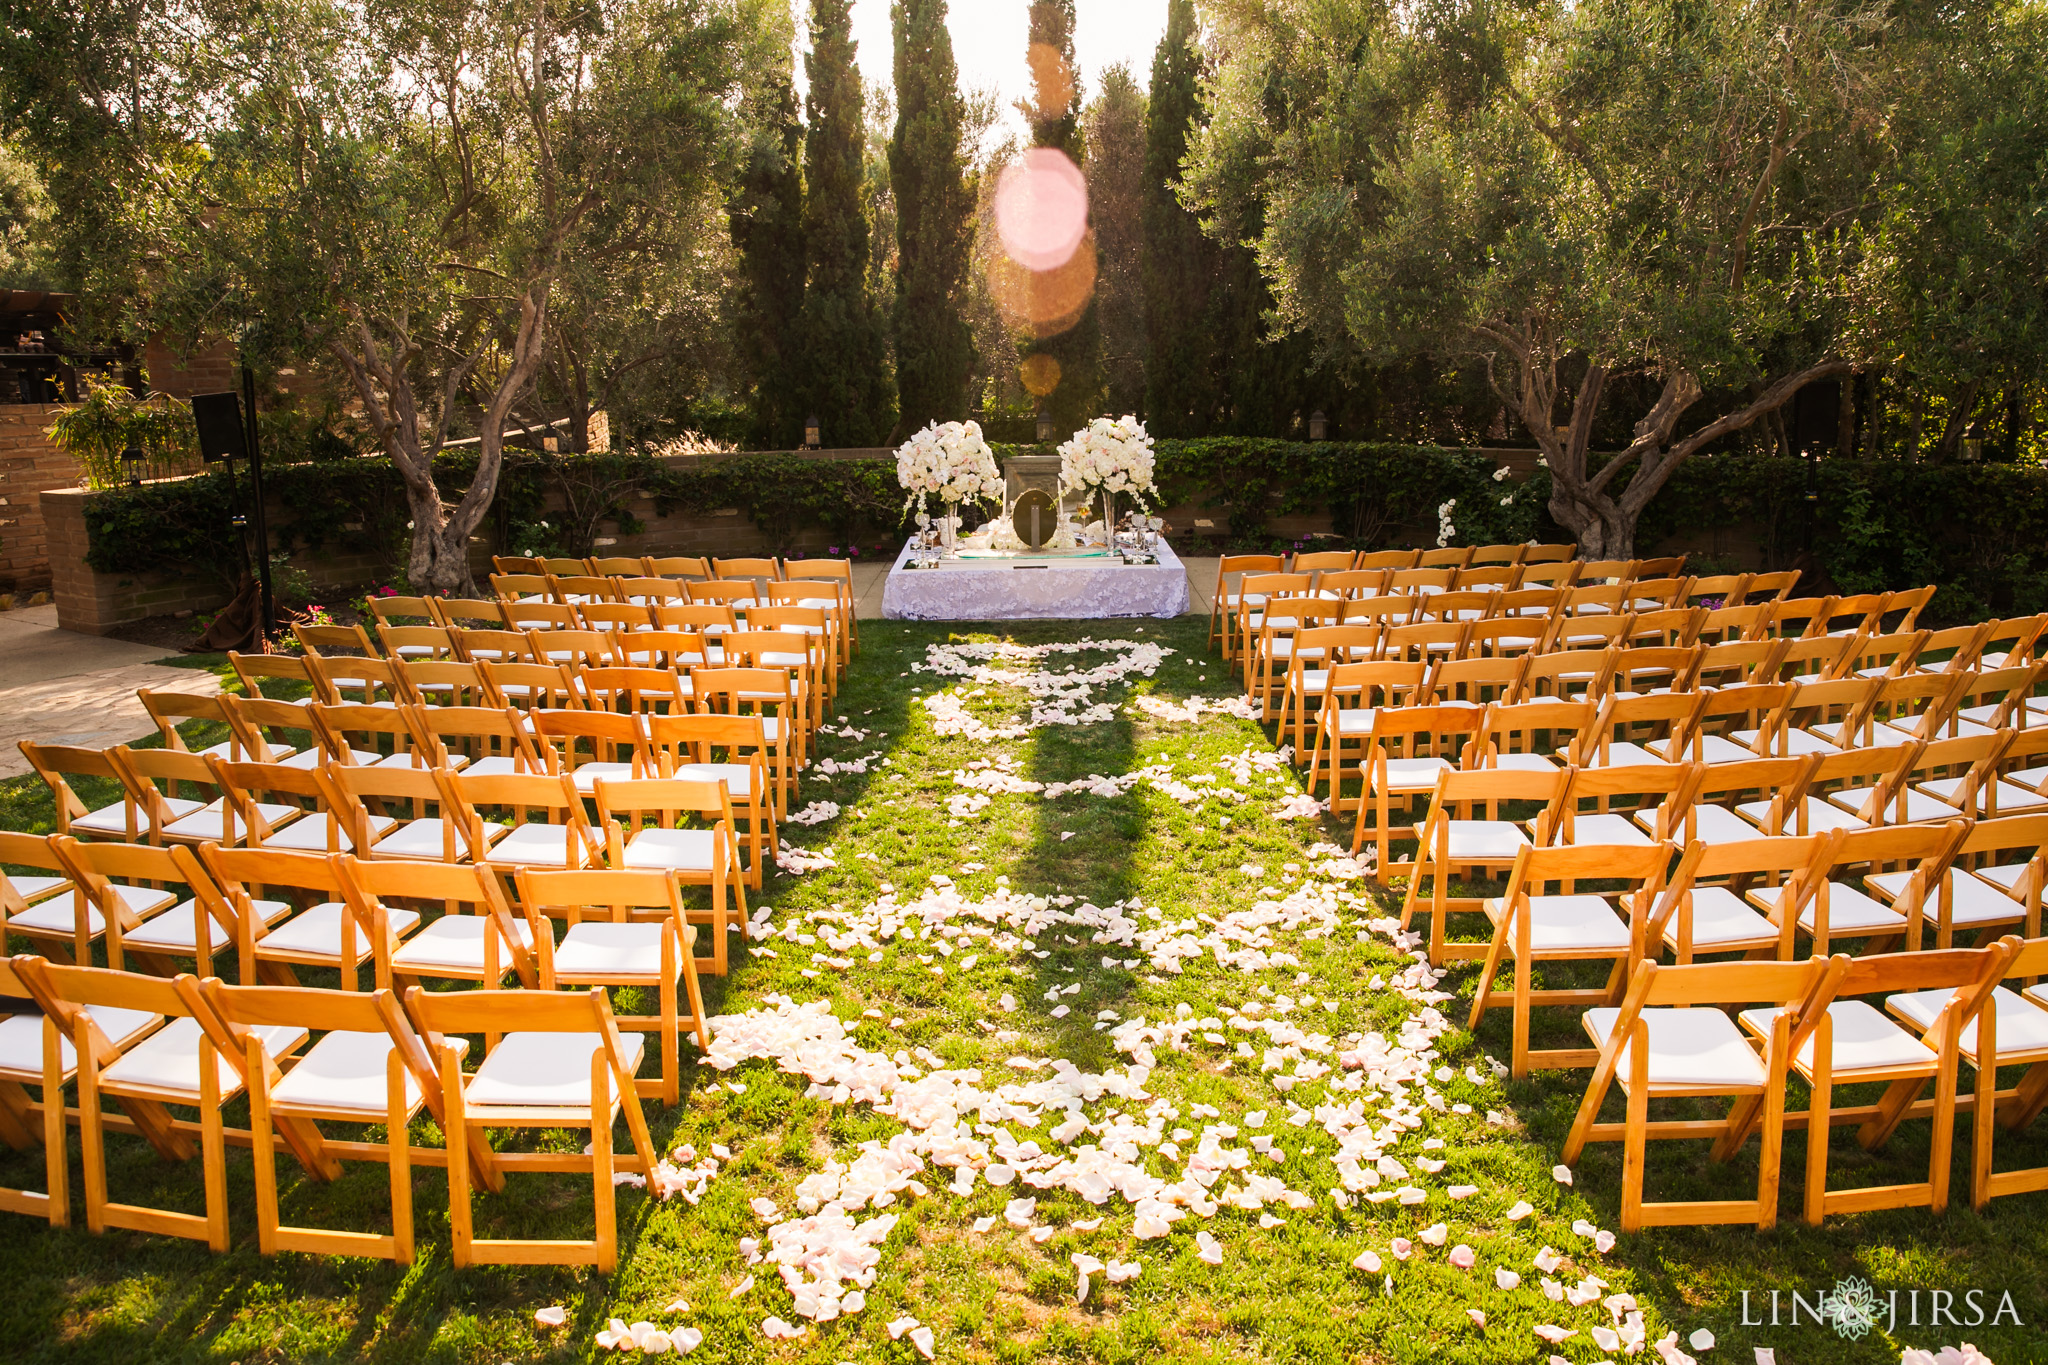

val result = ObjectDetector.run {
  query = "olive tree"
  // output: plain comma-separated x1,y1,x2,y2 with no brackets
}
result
1189,0,2001,556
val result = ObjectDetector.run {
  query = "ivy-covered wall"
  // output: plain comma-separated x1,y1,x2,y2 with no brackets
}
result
69,440,2048,624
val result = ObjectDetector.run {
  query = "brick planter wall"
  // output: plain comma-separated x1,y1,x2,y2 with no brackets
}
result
0,404,87,595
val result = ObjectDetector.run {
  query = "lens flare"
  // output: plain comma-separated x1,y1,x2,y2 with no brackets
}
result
986,231,1097,340
1018,355,1062,398
995,147,1089,272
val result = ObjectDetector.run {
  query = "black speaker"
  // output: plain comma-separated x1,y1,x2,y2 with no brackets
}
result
192,391,248,463
1792,381,1840,454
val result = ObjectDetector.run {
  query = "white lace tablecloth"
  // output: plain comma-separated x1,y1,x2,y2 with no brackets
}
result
881,539,1191,621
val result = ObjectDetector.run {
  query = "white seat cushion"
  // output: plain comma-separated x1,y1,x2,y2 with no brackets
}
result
1487,894,1631,951
270,1030,469,1117
1442,820,1529,862
1594,741,1679,767
486,824,588,868
1828,784,1963,823
552,921,693,980
9,883,180,938
2006,764,2048,792
1888,986,2048,1061
1489,752,1562,772
1735,727,1839,756
71,799,168,836
1697,733,1763,765
672,763,755,799
1742,1000,1935,1078
1664,886,1778,950
1646,802,1757,845
261,813,398,854
0,1005,161,1082
1796,881,1908,935
1970,863,2035,896
372,818,503,860
1866,869,2025,926
1741,794,1865,836
100,1017,308,1098
1376,757,1450,792
125,897,292,953
162,800,302,843
259,902,420,958
392,916,537,976
1335,709,1380,736
464,1030,648,1107
280,747,381,770
620,828,721,873
1584,1006,1768,1090
569,763,640,796
1916,776,2048,816
8,875,67,901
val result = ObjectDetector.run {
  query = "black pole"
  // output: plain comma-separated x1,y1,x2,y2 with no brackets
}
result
241,367,277,643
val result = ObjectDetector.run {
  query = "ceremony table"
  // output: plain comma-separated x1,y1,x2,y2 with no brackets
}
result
880,539,1191,621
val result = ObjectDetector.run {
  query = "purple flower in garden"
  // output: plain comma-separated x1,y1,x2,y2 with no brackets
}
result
828,545,841,556
1700,597,1724,611
377,586,397,597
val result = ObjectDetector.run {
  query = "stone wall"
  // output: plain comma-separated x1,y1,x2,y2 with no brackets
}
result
0,404,85,594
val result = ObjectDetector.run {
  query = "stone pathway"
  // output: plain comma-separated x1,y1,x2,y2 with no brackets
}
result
0,605,220,779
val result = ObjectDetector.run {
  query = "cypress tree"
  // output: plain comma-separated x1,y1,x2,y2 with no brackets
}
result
730,82,808,449
1083,65,1148,418
1142,0,1220,436
1021,0,1104,433
889,0,976,436
795,0,894,448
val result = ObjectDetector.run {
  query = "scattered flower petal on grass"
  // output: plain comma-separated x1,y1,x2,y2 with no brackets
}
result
534,1306,567,1329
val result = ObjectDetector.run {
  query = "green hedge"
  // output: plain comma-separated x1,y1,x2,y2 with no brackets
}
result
78,441,2048,621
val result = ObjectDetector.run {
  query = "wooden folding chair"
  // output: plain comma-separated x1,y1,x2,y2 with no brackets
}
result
644,555,712,582
302,653,415,710
1305,660,1430,807
1248,599,1341,721
547,575,619,606
1468,543,1529,567
693,667,805,806
715,631,823,741
138,688,276,763
48,837,253,979
18,741,145,842
438,770,603,873
367,594,444,631
431,597,508,631
228,649,318,703
1774,741,1923,836
748,604,840,701
575,601,654,639
14,957,308,1251
1739,943,2014,1224
1417,546,1472,571
404,985,657,1271
1472,698,1592,774
1356,549,1422,571
491,556,546,575
1578,690,1708,767
489,572,552,608
608,630,717,676
1647,834,1830,963
576,665,695,717
293,621,380,664
113,745,290,848
1562,956,1825,1231
320,761,489,863
1235,573,1316,680
1349,704,1483,871
404,703,549,778
501,600,579,634
1425,654,1527,710
1552,761,1704,848
1772,631,1865,686
1399,764,1572,964
591,778,747,974
219,694,333,768
587,556,648,578
398,658,495,709
614,576,689,610
199,844,419,991
376,624,459,671
0,831,103,964
1889,938,2048,1209
646,714,777,889
1783,820,1970,956
1380,619,1472,666
1675,755,1822,845
209,756,387,854
1519,649,1619,703
513,867,714,1105
1209,554,1284,659
1468,840,1671,1076
782,559,859,659
1948,661,2047,740
649,602,739,639
311,701,439,769
527,628,618,672
531,709,654,796
1867,814,2047,950
344,858,538,991
199,981,461,1263
1693,682,1801,764
686,580,761,616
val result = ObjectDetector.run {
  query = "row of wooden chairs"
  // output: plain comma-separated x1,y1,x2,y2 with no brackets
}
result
1559,937,2048,1231
2,951,672,1270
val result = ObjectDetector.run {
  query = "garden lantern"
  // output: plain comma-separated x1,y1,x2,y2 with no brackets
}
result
120,446,145,486
805,414,821,449
1036,404,1055,443
1309,410,1328,441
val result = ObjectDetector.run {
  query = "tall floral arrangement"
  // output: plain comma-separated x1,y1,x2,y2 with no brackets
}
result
1057,416,1157,510
895,420,1002,524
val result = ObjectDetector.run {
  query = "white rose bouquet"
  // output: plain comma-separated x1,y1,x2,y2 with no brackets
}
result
1057,416,1157,512
896,420,1003,526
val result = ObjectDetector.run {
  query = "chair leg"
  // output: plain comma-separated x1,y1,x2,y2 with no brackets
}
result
444,1047,473,1268
387,1060,414,1265
199,1043,229,1253
40,1031,68,1228
249,1053,281,1255
591,1051,617,1274
1804,1067,1834,1226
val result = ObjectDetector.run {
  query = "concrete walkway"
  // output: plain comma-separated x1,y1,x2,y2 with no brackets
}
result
850,555,1219,621
0,606,220,779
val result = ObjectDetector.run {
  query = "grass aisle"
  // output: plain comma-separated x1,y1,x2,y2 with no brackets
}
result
1,619,2043,1364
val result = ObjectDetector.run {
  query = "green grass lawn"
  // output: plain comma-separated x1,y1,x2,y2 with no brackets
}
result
2,620,2045,1365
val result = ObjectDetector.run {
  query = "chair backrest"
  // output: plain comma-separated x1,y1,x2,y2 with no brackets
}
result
1692,755,1823,837
692,667,801,719
748,604,831,636
1317,568,1392,599
1784,675,1880,738
1322,660,1431,713
527,629,617,670
1584,690,1708,764
1426,655,1528,707
490,573,550,602
573,602,654,635
1467,616,1559,658
1693,638,1789,689
209,756,335,847
1609,644,1704,694
219,694,319,760
403,985,642,1102
137,689,248,757
1801,742,1923,827
531,708,650,776
1845,629,1931,680
650,603,739,634
1557,761,1703,841
549,575,619,604
51,836,228,962
1467,543,1528,567
1650,832,1831,951
1810,821,1969,930
1576,559,1635,585
1700,601,1779,644
1417,546,1472,570
294,622,379,660
721,631,819,676
614,577,688,606
576,666,692,716
1620,956,1825,1013
1814,592,1890,638
313,701,429,767
1240,572,1315,604
1454,565,1522,591
432,597,508,630
1337,595,1415,627
1413,589,1499,623
478,660,584,711
1521,649,1619,700
1289,550,1355,574
337,858,532,984
1517,559,1581,588
404,704,548,774
1693,682,1799,758
453,628,539,667
514,866,694,929
645,555,712,580
320,762,470,860
201,980,445,1121
688,580,761,609
1425,764,1573,845
229,650,315,701
1217,554,1285,582
1627,607,1706,650
502,600,579,633
610,630,714,672
376,624,457,665
398,658,494,708
493,556,545,574
199,843,351,913
1502,840,1672,903
1474,699,1593,768
1799,944,2014,1061
1381,620,1472,663
1866,670,1970,744
438,769,587,827
1290,625,1381,673
1743,570,1800,602
0,830,71,921
781,558,853,586
303,653,414,708
713,557,782,582
1953,662,2044,735
14,958,223,1082
587,557,648,578
1984,614,2048,668
1549,613,1638,653
1388,567,1456,594
645,713,774,771
1685,573,1751,608
1366,704,1485,766
108,744,223,839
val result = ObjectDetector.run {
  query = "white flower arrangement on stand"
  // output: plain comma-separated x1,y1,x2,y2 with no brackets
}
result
896,420,1002,553
1057,416,1158,543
